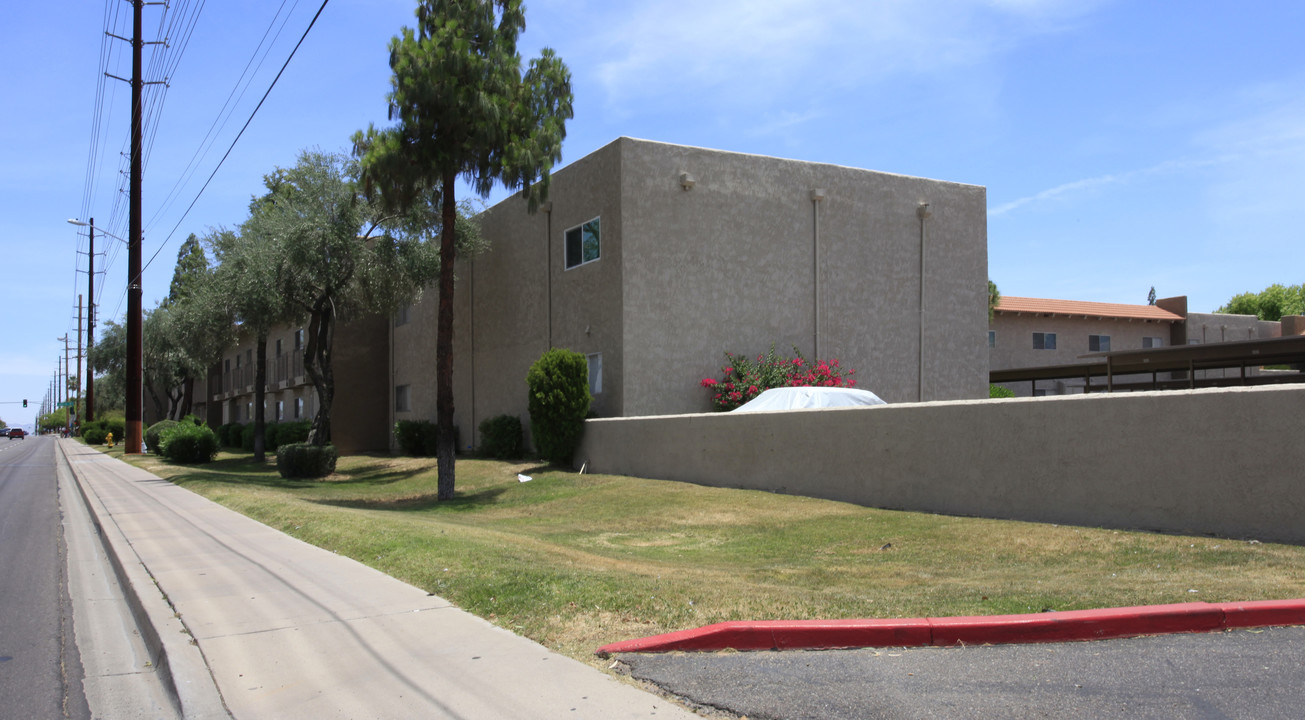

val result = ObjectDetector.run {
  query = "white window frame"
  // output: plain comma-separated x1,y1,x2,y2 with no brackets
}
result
564,217,601,270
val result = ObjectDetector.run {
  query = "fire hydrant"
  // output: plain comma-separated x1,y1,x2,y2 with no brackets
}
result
106,432,115,448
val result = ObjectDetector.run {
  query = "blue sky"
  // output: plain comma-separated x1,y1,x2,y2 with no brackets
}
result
2,0,1303,429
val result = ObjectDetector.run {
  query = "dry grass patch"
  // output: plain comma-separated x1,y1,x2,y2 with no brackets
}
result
112,449,1305,669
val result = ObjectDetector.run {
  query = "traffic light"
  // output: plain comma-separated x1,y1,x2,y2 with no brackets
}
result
22,399,27,408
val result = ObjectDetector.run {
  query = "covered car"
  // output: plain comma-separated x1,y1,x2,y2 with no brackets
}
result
731,386,887,413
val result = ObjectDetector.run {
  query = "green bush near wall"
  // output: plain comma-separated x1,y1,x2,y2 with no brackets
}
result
394,420,459,457
478,414,523,459
526,348,591,466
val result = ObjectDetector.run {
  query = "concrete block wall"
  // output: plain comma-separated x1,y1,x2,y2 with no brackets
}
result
574,385,1305,545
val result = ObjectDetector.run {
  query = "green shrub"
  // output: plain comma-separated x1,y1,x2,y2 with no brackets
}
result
82,422,108,444
145,420,178,454
989,384,1015,399
393,419,460,457
478,414,523,460
217,422,244,448
158,423,219,464
526,348,591,466
276,442,338,479
240,423,256,451
268,420,311,450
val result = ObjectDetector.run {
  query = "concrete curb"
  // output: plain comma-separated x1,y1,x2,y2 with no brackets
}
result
595,599,1305,656
58,441,232,720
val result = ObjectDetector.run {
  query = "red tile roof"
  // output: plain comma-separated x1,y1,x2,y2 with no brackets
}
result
994,296,1184,322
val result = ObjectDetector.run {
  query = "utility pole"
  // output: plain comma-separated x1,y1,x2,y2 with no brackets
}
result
86,219,96,422
106,1,165,452
62,334,71,435
76,295,83,432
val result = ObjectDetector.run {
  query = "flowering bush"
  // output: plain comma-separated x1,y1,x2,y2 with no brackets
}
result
699,344,857,411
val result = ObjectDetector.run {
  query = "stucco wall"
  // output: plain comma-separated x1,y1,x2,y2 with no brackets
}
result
574,385,1305,545
618,138,988,414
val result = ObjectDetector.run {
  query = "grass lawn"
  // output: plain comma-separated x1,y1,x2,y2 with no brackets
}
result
111,446,1305,667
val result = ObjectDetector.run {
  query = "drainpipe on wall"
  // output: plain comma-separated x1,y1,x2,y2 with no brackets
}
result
916,201,931,402
811,189,826,359
542,202,553,349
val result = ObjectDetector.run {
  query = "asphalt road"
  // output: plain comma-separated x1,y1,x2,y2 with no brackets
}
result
620,625,1305,720
0,436,90,720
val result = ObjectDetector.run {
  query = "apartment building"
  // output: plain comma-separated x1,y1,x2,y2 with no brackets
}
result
393,137,990,450
990,295,1295,396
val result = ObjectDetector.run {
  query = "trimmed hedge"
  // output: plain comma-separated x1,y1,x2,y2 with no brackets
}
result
158,423,219,464
218,423,244,448
267,420,311,451
276,443,338,479
394,420,459,457
526,348,591,466
478,414,523,460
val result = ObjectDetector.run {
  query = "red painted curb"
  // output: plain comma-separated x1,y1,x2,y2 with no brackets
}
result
594,599,1305,657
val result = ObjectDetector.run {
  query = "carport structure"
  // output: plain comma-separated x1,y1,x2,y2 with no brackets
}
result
990,334,1305,394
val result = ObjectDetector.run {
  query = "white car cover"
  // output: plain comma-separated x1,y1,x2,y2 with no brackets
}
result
731,386,887,412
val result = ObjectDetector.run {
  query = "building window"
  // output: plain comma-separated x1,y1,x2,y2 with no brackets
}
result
395,384,411,413
394,304,411,327
276,401,284,421
988,331,995,348
235,354,242,369
1033,332,1057,350
564,217,601,269
1143,336,1163,349
246,402,252,420
294,329,303,351
1089,334,1111,352
294,397,303,419
275,338,283,357
224,358,230,373
586,353,603,395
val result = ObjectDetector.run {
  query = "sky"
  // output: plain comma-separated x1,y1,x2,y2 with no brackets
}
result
2,0,1303,430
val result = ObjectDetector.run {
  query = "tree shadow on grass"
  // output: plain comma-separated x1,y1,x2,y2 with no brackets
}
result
311,486,507,513
166,456,427,490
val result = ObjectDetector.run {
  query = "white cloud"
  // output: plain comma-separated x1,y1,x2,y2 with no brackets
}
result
584,0,1108,114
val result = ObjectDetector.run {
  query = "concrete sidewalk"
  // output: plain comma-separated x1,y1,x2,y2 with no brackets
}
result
59,440,699,720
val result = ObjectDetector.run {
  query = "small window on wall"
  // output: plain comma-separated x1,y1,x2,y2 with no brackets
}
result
394,304,411,327
1033,332,1057,350
275,338,283,357
565,217,601,269
276,401,284,421
586,353,603,395
294,329,304,351
294,398,304,419
395,384,411,413
988,331,996,348
1143,336,1163,349
1089,334,1111,352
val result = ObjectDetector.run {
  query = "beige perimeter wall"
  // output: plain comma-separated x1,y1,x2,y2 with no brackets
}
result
574,385,1305,545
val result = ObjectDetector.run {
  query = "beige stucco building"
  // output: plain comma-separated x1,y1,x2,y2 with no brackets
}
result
990,295,1295,396
393,138,989,451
